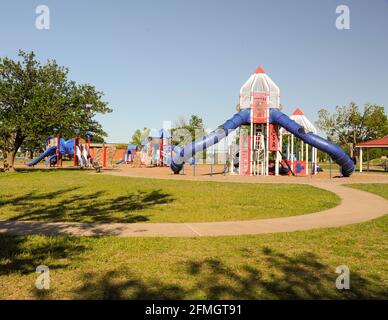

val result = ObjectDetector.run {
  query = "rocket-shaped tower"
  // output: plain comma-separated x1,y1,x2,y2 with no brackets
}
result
238,67,281,176
239,67,280,110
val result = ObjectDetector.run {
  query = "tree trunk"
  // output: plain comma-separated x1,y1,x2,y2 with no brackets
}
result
2,132,25,172
349,143,354,158
4,150,17,172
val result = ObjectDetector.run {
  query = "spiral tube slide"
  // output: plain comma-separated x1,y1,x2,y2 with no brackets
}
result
170,109,251,173
269,109,354,177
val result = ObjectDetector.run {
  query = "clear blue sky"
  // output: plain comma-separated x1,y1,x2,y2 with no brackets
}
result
1,0,387,142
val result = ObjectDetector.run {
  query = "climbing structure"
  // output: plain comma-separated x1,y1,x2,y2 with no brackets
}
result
170,67,354,177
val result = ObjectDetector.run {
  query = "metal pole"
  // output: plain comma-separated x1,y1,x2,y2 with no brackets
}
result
266,114,269,176
329,158,332,179
310,147,313,178
210,144,214,176
56,134,61,167
103,144,107,168
73,134,77,167
193,156,196,176
367,148,370,172
159,137,163,167
275,129,281,176
224,135,227,176
305,143,309,175
249,108,254,176
301,141,304,161
291,134,294,173
287,135,290,160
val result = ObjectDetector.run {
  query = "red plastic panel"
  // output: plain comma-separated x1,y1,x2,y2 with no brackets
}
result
269,124,279,151
252,92,269,124
239,133,250,176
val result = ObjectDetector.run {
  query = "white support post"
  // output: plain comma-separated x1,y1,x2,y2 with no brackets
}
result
238,130,241,176
275,130,282,176
265,118,269,176
261,124,264,175
291,134,294,172
287,135,290,160
359,148,363,173
301,141,304,161
314,147,318,175
311,147,315,175
305,143,309,175
249,109,254,176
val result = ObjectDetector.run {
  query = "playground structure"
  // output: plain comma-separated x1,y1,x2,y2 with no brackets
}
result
140,129,173,167
125,144,138,164
27,134,115,168
115,144,138,165
28,133,94,168
170,67,355,177
278,108,320,176
26,68,355,177
114,130,172,168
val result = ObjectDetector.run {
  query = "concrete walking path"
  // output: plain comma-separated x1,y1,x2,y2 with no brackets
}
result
0,182,387,237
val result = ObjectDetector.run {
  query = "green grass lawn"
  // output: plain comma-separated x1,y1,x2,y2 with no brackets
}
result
0,170,339,223
0,215,387,299
345,183,388,200
0,173,386,299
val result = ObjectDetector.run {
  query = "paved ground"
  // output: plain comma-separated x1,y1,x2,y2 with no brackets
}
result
0,166,387,237
108,164,388,184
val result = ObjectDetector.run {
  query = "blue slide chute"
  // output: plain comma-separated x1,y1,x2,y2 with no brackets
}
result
27,146,57,166
170,108,354,177
269,109,354,177
27,138,77,166
170,109,250,173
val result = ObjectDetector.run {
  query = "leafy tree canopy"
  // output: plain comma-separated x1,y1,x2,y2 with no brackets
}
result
130,127,150,147
316,102,388,156
0,50,112,171
171,114,205,145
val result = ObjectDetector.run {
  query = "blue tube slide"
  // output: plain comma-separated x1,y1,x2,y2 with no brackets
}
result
170,109,250,173
27,138,77,166
170,108,354,177
269,109,354,177
27,146,57,166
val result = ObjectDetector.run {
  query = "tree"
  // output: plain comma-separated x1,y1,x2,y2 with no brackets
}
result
316,102,388,158
0,50,112,171
20,136,46,159
130,127,150,148
171,114,205,145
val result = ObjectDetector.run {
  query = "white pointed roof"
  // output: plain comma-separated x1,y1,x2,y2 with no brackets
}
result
239,67,280,109
281,107,317,134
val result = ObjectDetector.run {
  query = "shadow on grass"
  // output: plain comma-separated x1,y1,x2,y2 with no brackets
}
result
75,269,186,300
0,186,173,223
74,247,388,299
0,234,87,276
